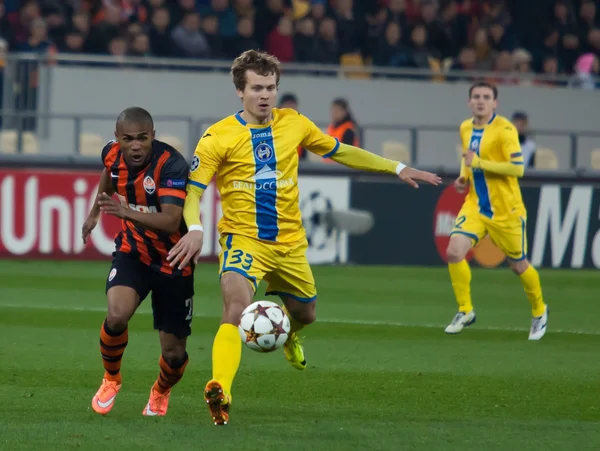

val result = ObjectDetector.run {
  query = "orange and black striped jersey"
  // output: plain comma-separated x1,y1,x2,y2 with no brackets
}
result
101,139,191,277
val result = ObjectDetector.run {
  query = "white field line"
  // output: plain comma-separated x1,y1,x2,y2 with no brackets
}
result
1,301,599,336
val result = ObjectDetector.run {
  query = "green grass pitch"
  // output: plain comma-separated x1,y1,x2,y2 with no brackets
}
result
1,259,599,450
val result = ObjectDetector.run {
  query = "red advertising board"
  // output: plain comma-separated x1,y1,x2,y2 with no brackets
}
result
0,169,221,260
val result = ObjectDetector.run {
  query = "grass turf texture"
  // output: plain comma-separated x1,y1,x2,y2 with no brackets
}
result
0,260,599,450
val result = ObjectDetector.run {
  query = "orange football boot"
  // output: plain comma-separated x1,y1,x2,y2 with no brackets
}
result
91,376,122,415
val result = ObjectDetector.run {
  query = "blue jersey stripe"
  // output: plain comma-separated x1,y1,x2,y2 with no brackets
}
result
469,129,493,218
251,126,279,241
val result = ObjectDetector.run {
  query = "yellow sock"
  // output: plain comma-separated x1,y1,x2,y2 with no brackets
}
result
519,265,546,317
212,324,241,396
448,260,473,313
282,305,306,334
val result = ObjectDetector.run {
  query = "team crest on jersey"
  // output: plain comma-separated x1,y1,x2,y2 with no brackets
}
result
191,155,200,172
255,143,273,163
143,176,156,194
108,268,117,282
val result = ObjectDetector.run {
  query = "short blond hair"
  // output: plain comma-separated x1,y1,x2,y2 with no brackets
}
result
230,50,281,91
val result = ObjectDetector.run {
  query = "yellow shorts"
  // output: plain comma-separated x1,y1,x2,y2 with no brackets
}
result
450,205,527,261
218,234,317,302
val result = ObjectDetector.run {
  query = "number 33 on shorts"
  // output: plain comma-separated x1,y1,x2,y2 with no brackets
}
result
218,234,259,291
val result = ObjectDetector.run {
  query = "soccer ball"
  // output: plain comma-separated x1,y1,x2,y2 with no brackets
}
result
238,300,291,353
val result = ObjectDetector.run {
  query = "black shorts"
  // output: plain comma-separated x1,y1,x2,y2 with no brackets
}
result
105,253,195,339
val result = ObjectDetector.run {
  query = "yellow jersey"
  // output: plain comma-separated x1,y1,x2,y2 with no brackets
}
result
459,113,525,220
188,108,339,244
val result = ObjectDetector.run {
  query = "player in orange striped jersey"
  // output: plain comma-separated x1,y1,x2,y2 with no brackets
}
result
81,107,194,417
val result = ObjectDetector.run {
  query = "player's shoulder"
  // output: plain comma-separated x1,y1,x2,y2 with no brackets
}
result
275,107,301,119
459,118,472,132
153,140,187,166
493,115,517,134
101,139,119,163
201,114,245,146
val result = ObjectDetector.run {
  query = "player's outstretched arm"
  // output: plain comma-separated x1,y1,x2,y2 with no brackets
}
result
82,168,115,244
331,143,442,188
167,185,205,269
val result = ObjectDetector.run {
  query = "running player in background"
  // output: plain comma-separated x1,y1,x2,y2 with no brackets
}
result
167,50,442,426
445,82,548,340
81,107,194,417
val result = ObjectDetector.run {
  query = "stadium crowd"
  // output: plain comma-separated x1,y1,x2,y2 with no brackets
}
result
0,0,599,87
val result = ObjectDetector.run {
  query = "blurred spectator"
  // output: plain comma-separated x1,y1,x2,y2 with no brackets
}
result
8,0,41,48
279,92,298,110
513,48,534,84
171,12,210,58
43,5,68,50
448,47,477,82
489,21,517,52
409,24,436,68
202,15,226,58
314,17,339,64
511,111,536,168
439,0,469,60
333,0,364,55
266,16,294,62
255,0,286,49
200,0,237,37
553,0,577,36
309,0,326,24
419,0,444,55
473,28,495,70
327,98,359,147
147,0,167,17
85,4,122,54
294,16,318,63
62,31,85,54
18,17,55,54
579,1,599,41
489,50,518,85
149,8,175,57
169,0,197,28
560,32,581,72
536,56,562,87
373,22,411,68
228,17,258,58
0,3,14,45
386,0,408,31
586,28,600,58
365,4,388,60
569,52,599,89
130,33,151,57
234,0,256,19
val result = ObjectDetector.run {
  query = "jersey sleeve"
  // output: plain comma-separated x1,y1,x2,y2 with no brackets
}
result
188,131,223,193
501,124,524,165
101,140,117,169
158,153,189,207
298,114,340,158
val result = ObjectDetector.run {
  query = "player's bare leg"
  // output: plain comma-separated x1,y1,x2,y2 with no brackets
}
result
281,297,316,370
445,235,477,334
205,272,253,425
508,258,548,340
92,286,139,415
143,333,189,416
